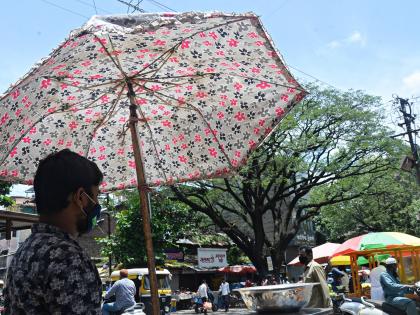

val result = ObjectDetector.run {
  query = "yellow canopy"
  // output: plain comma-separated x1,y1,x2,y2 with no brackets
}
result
330,255,350,266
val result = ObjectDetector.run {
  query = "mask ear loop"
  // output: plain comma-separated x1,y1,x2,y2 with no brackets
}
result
82,192,107,235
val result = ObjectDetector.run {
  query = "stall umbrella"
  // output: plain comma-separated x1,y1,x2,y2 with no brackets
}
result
0,12,306,315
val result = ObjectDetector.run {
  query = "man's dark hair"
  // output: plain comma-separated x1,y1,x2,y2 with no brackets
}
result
34,149,103,215
299,246,313,256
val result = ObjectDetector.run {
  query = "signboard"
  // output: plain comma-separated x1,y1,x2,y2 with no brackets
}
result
266,256,273,271
164,249,184,261
197,248,228,268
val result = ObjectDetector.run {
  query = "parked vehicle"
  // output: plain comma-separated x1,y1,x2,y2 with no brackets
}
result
338,281,420,315
193,291,218,314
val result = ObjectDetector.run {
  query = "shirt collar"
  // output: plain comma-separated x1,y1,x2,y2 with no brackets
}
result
31,223,74,240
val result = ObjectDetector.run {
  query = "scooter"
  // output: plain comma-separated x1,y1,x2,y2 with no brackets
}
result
103,300,146,315
193,292,218,314
338,281,420,315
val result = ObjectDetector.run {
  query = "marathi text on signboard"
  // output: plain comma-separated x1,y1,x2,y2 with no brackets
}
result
197,248,228,268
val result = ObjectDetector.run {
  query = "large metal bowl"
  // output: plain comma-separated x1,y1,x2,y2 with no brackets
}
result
238,283,317,313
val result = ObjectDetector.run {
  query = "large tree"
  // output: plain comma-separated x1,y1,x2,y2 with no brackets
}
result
171,84,397,277
314,157,420,242
98,188,210,267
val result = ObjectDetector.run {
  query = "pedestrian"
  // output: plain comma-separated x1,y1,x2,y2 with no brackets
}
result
102,269,136,315
298,246,332,308
198,280,209,302
219,279,230,312
380,257,416,315
4,149,103,314
370,261,386,301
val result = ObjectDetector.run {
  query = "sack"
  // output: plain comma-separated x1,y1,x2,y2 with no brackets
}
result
203,302,212,310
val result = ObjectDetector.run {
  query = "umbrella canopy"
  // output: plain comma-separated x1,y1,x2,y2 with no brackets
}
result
330,232,420,257
0,12,305,189
217,265,257,274
0,12,306,315
288,242,340,266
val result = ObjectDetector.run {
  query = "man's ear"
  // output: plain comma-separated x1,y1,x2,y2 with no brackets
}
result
73,187,85,208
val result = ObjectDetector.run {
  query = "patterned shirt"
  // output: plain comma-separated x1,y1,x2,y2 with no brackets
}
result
4,223,102,314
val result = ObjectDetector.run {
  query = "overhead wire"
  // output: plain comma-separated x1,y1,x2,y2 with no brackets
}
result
145,0,176,12
39,0,89,19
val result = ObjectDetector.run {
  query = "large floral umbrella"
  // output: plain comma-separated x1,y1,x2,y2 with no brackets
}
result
218,265,257,274
330,232,420,257
0,12,306,314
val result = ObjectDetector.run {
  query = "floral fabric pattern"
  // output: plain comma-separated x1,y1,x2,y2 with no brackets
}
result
0,12,306,191
4,223,102,314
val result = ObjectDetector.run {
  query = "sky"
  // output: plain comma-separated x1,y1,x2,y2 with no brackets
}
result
1,0,419,195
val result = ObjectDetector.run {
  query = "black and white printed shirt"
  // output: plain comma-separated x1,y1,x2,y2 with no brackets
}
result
4,223,102,314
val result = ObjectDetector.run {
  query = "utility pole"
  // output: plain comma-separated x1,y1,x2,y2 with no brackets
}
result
395,96,420,185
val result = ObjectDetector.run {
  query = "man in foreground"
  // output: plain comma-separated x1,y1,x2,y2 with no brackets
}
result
102,269,136,315
4,149,103,314
299,246,332,308
380,257,416,315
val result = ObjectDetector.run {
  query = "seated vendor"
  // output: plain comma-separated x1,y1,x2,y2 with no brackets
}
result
380,257,416,315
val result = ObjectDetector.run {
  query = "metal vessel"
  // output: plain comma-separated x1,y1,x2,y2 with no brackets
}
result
238,283,317,313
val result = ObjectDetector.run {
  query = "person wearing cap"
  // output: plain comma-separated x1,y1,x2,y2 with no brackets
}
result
102,269,136,315
370,261,386,301
380,257,416,315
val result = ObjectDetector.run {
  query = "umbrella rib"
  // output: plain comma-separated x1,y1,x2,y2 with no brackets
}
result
128,88,170,184
83,84,126,158
132,81,235,171
47,76,124,91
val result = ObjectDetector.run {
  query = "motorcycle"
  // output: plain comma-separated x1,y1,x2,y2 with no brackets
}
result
103,300,145,315
193,292,218,314
338,281,420,315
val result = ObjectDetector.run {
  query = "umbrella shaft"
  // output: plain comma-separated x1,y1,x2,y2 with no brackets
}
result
127,80,160,315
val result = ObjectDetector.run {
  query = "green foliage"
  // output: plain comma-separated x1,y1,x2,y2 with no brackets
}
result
314,154,420,241
227,245,251,265
0,182,13,207
98,188,209,267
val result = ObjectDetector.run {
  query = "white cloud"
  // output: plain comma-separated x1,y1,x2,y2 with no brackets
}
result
346,31,366,46
402,71,420,95
325,31,367,50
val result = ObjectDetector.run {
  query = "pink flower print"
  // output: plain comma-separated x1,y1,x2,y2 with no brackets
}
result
162,120,172,127
165,144,170,151
74,69,82,75
256,81,271,89
66,141,72,148
221,95,228,100
136,98,147,105
11,170,18,177
44,139,52,146
128,160,136,168
85,118,92,123
205,67,215,72
230,99,237,106
58,139,64,146
235,151,241,158
60,83,68,90
265,127,273,135
67,96,76,101
11,89,20,100
247,32,258,38
217,112,224,119
111,50,122,56
99,146,106,152
151,110,158,115
101,182,107,188
151,85,161,91
177,97,185,105
194,134,202,142
178,155,187,163
90,74,103,80
255,41,264,46
119,117,126,123
219,101,226,107
259,119,265,126
98,47,106,54
158,105,165,111
41,79,51,89
209,32,218,40
287,87,296,93
169,57,179,62
118,183,126,190
22,137,31,143
228,39,239,47
98,154,106,161
276,107,285,117
0,113,9,125
232,159,238,167
81,60,92,67
196,91,207,98
24,101,32,109
163,110,171,116
234,83,243,91
234,112,246,121
9,147,17,158
209,148,217,157
181,40,190,49
93,37,107,45
71,81,80,87
8,135,16,144
69,121,78,130
181,143,188,150
130,179,137,186
199,32,206,38
0,170,7,177
216,50,225,56
29,127,36,134
21,95,29,103
118,149,125,155
249,140,257,148
251,67,261,74
153,39,166,46
90,148,96,154
280,94,289,102
14,109,22,117
139,49,149,53
101,95,109,103
179,134,185,141
203,41,213,46
267,51,276,57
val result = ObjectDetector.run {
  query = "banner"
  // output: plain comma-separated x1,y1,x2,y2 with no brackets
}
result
197,248,228,268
